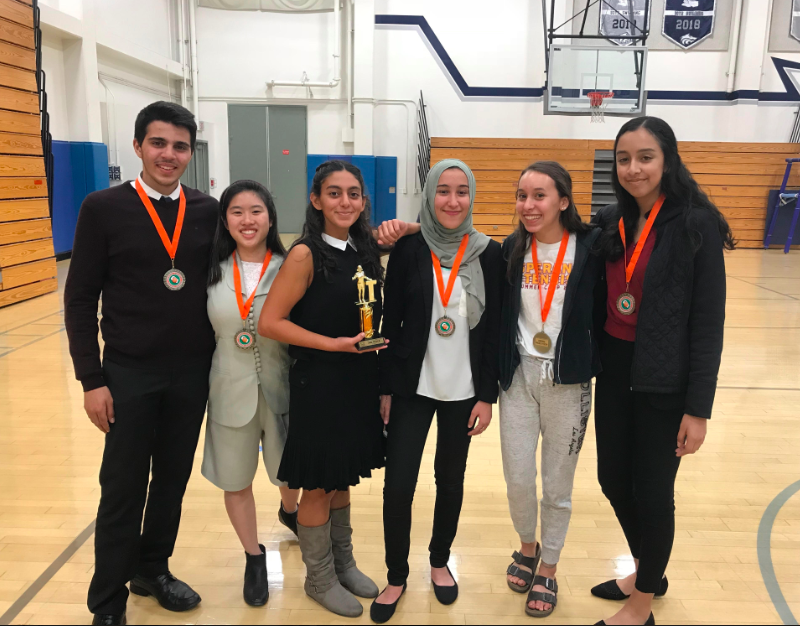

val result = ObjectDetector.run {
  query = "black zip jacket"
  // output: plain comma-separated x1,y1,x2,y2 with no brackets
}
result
593,200,726,419
499,227,604,389
379,232,503,403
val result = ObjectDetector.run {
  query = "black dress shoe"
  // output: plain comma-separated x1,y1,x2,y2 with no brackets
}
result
432,565,458,606
278,504,298,537
92,612,126,625
591,577,669,601
244,544,269,607
370,583,406,624
594,612,655,626
130,572,201,612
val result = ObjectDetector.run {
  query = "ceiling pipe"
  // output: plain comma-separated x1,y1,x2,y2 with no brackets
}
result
726,0,744,93
188,0,200,115
267,0,341,89
178,0,188,108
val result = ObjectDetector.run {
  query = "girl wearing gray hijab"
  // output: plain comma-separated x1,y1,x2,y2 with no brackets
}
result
370,160,503,623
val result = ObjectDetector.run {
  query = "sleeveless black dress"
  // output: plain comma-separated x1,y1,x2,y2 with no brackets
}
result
277,239,386,492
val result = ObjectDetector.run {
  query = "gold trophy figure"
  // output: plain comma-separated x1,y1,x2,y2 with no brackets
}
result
352,265,386,350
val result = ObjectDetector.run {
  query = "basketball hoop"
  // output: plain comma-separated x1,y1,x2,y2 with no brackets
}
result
588,91,614,123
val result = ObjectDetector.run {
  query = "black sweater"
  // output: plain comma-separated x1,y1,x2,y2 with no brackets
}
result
379,232,503,404
499,227,605,389
594,200,726,419
64,182,218,391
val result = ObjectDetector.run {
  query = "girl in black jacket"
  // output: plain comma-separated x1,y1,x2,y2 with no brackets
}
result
370,159,502,623
591,117,733,626
499,161,604,618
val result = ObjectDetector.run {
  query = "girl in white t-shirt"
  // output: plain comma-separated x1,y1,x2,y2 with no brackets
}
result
499,161,605,618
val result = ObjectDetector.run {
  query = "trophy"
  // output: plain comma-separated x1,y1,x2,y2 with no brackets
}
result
352,265,386,351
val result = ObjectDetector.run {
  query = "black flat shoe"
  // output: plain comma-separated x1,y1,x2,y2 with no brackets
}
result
130,572,201,612
370,583,406,624
278,504,298,537
92,612,126,625
244,544,269,607
594,612,655,626
432,565,458,606
591,577,669,601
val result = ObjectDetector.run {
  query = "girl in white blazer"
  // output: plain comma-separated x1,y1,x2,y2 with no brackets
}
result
202,180,299,607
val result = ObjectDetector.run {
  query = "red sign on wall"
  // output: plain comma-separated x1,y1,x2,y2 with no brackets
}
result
282,150,290,155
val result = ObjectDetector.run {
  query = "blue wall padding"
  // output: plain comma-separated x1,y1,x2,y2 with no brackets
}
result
375,157,397,224
307,155,397,226
51,141,109,255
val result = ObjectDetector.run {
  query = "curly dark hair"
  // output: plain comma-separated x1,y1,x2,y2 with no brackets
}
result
599,116,735,260
208,179,287,286
295,159,383,285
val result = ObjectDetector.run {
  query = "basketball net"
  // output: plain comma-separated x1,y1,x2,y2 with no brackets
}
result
588,91,614,123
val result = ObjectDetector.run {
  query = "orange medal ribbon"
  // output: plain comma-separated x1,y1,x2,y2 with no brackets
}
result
531,229,570,328
135,179,186,267
619,194,665,289
431,234,470,310
232,250,273,322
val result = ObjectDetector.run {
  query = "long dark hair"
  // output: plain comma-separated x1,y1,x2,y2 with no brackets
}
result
600,116,735,260
296,159,383,285
208,179,287,286
506,160,592,283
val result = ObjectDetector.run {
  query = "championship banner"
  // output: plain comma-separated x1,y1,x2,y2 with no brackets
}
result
792,0,800,44
663,0,715,49
600,0,651,47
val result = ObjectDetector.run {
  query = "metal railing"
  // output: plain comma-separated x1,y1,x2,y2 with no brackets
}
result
32,0,54,216
791,106,800,144
416,90,431,188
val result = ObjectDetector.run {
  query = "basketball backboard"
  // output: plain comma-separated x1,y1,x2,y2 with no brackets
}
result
545,45,647,116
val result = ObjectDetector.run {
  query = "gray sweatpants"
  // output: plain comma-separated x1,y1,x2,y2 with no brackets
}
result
499,355,592,566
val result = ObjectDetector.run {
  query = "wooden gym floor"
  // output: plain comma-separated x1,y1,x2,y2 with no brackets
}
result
0,251,799,626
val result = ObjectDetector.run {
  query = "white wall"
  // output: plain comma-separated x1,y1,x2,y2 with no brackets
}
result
95,0,177,61
41,38,72,142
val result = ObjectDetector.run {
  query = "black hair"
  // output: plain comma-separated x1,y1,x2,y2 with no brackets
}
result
208,179,287,287
506,160,592,283
134,101,197,152
600,116,735,260
295,159,383,285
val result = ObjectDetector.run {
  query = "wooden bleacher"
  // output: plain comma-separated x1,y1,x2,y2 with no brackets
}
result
431,138,800,248
0,0,56,308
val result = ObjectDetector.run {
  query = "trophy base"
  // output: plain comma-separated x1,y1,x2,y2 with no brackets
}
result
357,336,387,351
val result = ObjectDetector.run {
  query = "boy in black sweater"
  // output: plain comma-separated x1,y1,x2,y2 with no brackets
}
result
64,102,218,625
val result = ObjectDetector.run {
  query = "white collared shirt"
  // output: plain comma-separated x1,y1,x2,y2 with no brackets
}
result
131,174,181,201
322,232,358,251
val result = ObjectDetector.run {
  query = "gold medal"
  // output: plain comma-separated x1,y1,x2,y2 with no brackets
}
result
533,331,552,354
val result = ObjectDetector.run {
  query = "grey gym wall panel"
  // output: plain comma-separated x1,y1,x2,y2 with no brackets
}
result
769,0,800,52
572,0,734,51
266,106,307,234
228,104,270,191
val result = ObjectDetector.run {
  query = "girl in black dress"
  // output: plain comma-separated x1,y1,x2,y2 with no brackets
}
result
259,160,386,618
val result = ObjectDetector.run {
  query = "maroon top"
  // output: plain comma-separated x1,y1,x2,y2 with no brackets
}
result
604,230,656,342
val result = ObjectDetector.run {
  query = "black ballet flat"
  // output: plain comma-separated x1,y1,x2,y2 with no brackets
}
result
591,576,668,601
594,612,655,626
370,583,406,624
432,565,458,606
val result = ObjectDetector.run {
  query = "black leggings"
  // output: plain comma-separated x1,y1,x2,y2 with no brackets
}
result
382,394,474,586
594,333,683,594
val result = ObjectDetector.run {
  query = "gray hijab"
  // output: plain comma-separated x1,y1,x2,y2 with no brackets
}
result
420,159,491,329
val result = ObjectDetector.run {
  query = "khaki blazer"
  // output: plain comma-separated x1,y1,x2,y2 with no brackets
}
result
206,254,290,427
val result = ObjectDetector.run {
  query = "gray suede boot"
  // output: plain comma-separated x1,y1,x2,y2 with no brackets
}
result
298,519,363,617
330,505,379,598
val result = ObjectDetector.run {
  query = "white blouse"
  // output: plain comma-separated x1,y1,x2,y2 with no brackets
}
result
416,266,475,401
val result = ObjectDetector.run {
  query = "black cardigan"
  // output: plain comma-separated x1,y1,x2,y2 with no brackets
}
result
594,200,726,419
379,232,503,403
499,227,605,389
